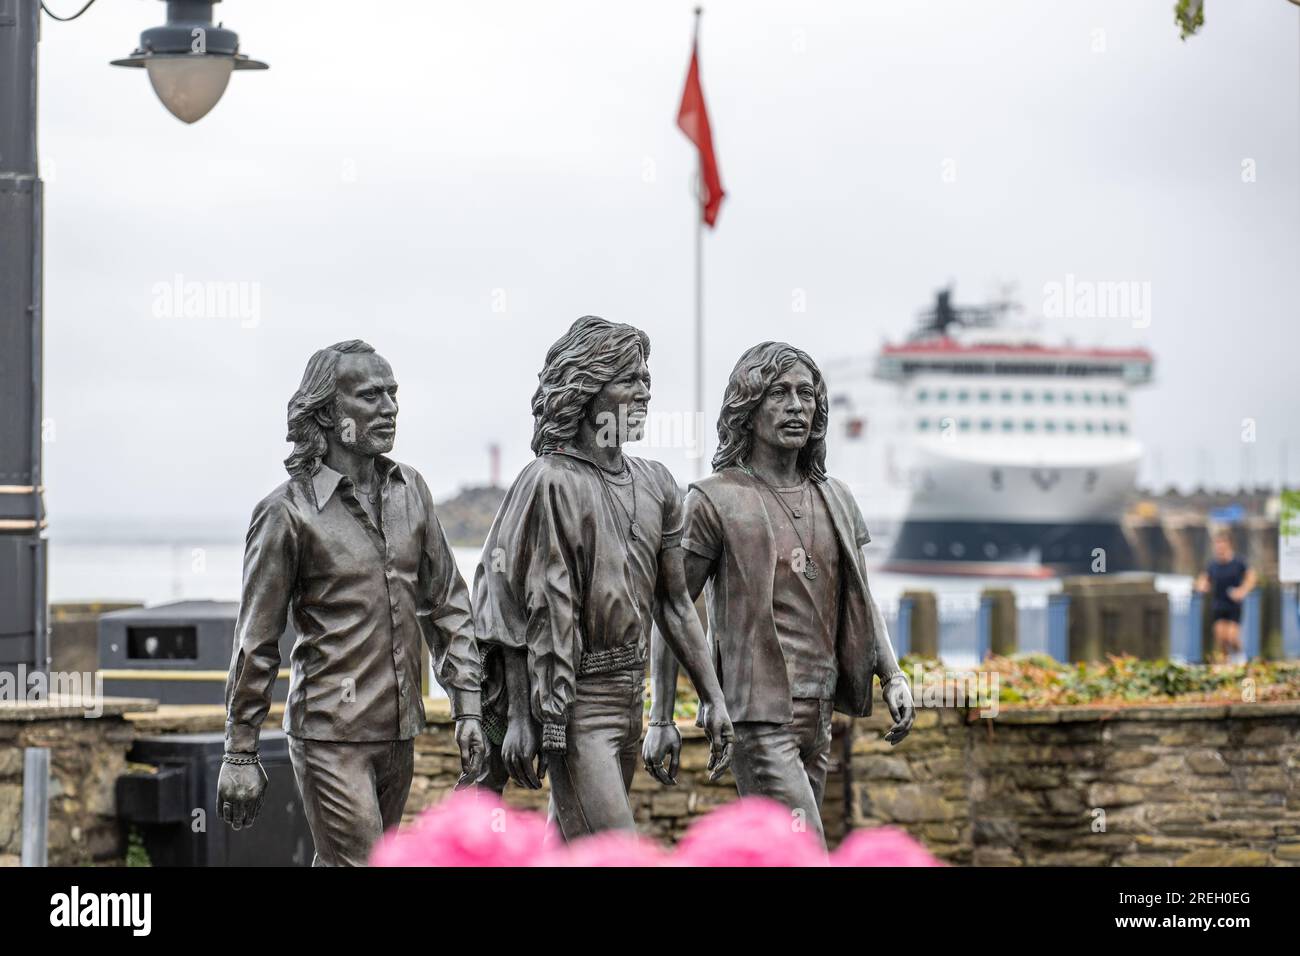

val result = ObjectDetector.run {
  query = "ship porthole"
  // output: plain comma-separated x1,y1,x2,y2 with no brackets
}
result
984,542,998,558
923,541,938,557
950,542,966,557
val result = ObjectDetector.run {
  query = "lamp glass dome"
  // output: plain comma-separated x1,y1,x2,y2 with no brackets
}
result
145,56,234,124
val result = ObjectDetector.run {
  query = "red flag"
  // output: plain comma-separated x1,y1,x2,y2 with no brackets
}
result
677,41,725,227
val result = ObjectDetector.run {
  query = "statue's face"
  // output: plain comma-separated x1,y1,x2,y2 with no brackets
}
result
750,361,815,455
587,351,651,448
329,352,399,456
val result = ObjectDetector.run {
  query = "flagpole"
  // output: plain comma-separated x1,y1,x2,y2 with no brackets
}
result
693,6,704,478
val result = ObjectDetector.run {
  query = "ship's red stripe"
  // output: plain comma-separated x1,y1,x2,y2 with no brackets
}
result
881,339,1152,362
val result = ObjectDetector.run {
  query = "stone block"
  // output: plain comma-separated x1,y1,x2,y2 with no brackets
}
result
1185,751,1230,775
861,783,955,823
1087,783,1145,807
1175,848,1270,867
856,755,913,781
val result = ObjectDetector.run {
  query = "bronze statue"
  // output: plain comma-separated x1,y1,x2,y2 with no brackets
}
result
473,316,734,839
645,341,915,847
218,340,487,866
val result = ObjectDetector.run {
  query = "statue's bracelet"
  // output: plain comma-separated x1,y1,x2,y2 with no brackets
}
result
222,752,260,766
648,719,677,728
453,713,481,722
880,673,908,692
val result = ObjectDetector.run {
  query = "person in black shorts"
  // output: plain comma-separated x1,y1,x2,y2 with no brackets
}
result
1195,529,1256,663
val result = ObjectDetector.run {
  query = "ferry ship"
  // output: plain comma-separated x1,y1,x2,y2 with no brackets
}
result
849,287,1154,577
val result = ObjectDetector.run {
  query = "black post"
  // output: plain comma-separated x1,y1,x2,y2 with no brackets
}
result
0,0,47,679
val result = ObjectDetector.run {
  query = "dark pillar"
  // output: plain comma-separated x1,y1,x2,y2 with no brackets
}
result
0,0,47,676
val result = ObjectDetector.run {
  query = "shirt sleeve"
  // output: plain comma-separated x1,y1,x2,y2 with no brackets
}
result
657,463,685,551
681,487,724,560
522,470,582,752
225,493,299,754
838,478,871,547
415,472,483,719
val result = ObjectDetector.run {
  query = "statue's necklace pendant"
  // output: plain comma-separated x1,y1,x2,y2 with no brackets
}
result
630,521,643,541
792,509,803,519
802,559,819,581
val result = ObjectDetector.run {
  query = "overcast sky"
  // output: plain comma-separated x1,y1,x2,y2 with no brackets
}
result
35,0,1300,535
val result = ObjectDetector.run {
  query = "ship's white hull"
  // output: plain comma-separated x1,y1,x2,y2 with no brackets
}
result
883,437,1140,573
901,436,1140,523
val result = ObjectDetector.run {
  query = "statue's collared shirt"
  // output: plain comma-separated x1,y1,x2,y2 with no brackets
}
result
472,452,684,749
224,456,482,753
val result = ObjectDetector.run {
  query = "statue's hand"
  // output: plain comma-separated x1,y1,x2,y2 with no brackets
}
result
702,702,735,782
883,679,915,746
454,717,488,789
217,758,268,830
501,715,545,790
641,721,682,786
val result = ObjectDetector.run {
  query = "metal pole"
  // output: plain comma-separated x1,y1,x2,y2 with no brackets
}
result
692,7,704,478
0,0,48,679
695,157,703,478
21,747,49,867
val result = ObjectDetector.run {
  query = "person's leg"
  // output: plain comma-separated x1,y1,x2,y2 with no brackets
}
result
546,671,640,840
376,738,415,833
289,737,385,867
1222,620,1242,657
618,670,645,796
1211,618,1228,662
797,698,835,812
731,715,826,847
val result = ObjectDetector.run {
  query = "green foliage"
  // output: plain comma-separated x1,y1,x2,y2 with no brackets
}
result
902,654,1300,708
1281,489,1300,538
650,651,1300,715
1174,0,1205,40
125,825,152,868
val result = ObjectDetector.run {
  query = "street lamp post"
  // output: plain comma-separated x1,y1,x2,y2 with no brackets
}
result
0,0,47,687
0,0,266,684
111,0,268,124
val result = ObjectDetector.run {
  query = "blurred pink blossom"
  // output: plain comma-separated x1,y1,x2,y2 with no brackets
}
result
541,830,669,867
832,826,944,867
369,788,550,867
371,790,942,867
672,797,829,867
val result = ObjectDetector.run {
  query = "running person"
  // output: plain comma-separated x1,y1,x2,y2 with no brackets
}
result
1195,529,1256,662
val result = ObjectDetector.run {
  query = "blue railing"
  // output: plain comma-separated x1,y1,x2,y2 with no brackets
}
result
1240,591,1261,659
886,586,1297,665
895,597,912,658
1285,588,1300,658
1047,593,1070,662
976,597,992,662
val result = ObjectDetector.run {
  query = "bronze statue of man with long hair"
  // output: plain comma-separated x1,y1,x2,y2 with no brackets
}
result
473,316,734,839
645,341,914,847
219,340,486,866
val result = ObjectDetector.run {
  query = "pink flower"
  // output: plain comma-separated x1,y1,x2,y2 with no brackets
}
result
831,826,944,867
370,788,551,867
672,797,828,867
540,830,669,868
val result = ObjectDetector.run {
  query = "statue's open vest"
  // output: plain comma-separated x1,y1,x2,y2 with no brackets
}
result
690,469,884,724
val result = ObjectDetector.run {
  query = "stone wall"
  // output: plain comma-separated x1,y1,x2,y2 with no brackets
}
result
846,697,1300,866
0,699,150,866
407,706,849,847
3,694,1297,865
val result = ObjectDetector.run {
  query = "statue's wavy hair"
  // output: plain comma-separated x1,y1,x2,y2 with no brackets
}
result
531,316,650,456
284,339,376,477
712,341,829,481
